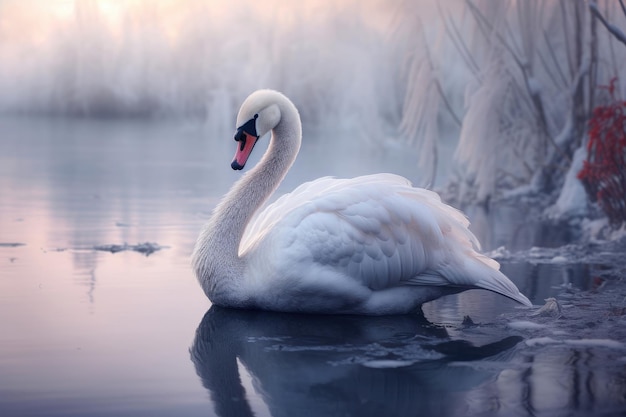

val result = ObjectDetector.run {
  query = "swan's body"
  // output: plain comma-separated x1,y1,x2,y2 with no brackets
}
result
192,90,531,315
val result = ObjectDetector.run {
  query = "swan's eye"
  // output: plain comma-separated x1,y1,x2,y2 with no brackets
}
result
236,117,259,139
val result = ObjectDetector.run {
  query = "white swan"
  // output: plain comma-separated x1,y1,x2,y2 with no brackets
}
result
192,89,532,315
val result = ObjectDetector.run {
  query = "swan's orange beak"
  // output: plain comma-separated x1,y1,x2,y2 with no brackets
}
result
232,131,259,170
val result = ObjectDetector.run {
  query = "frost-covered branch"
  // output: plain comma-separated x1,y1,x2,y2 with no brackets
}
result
434,80,462,128
465,0,552,140
589,0,626,46
466,1,522,67
438,3,481,80
441,0,606,204
542,29,569,88
397,0,621,208
536,49,564,90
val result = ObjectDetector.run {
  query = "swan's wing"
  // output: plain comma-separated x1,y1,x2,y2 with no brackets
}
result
240,174,417,251
241,174,422,255
239,176,340,254
242,174,488,289
243,174,531,305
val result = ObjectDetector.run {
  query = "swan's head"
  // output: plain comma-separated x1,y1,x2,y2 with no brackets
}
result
231,90,282,170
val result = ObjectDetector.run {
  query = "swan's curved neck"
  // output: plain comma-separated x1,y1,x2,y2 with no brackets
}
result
193,98,301,300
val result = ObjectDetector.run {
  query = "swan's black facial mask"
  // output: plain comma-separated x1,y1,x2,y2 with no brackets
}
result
231,115,259,170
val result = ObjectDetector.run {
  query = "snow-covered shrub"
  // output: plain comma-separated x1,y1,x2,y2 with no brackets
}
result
454,59,543,203
578,79,626,227
437,0,585,204
435,0,626,210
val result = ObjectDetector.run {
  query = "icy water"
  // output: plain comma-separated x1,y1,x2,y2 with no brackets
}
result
1,117,625,417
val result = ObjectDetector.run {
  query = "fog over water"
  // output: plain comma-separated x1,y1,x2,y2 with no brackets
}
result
0,0,446,130
0,0,470,187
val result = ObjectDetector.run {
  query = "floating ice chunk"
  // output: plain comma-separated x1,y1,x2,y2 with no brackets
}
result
94,243,127,254
551,256,568,264
93,242,166,256
525,337,559,347
488,246,511,260
524,336,626,349
526,338,624,349
564,339,624,349
362,360,416,368
507,321,547,330
531,297,562,317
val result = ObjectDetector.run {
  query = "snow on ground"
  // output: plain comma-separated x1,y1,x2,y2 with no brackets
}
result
487,234,626,266
503,273,626,349
546,146,589,220
478,228,626,358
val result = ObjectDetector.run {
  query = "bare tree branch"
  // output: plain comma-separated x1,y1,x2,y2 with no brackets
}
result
466,0,568,160
542,29,569,87
589,0,626,46
466,0,524,68
537,49,563,90
589,1,598,114
607,1,623,98
559,0,575,78
465,0,494,44
438,3,481,79
434,80,462,128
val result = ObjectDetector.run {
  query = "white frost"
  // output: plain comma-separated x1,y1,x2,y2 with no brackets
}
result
550,256,568,264
525,337,559,347
609,223,626,241
362,360,416,369
547,146,588,220
526,337,625,350
564,339,625,349
526,77,541,97
507,321,547,330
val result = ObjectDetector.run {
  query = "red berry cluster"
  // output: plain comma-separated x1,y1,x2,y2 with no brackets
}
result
577,78,626,227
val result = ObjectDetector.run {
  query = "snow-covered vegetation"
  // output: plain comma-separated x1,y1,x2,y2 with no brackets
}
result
432,1,624,206
398,0,626,235
0,0,624,234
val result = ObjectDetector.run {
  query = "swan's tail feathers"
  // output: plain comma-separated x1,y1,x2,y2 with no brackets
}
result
406,266,532,307
475,267,532,307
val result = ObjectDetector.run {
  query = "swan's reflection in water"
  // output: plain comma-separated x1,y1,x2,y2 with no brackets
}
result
190,307,522,417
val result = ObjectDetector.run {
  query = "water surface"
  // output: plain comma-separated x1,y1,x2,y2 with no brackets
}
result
1,117,624,416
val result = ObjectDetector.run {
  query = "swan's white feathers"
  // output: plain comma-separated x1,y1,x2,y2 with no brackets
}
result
238,173,524,302
195,90,532,313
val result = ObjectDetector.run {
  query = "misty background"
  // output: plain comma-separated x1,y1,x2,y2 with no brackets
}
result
1,0,625,218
